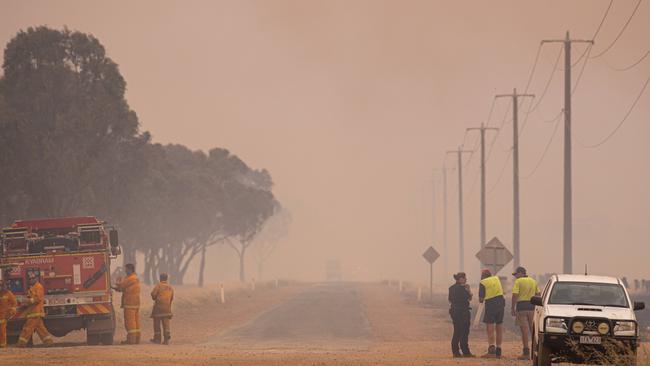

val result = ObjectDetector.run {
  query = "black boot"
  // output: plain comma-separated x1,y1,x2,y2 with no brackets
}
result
163,334,171,345
481,345,496,358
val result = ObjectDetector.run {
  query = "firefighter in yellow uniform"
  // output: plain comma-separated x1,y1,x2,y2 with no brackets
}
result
112,263,141,344
17,273,54,347
0,278,17,348
150,273,174,345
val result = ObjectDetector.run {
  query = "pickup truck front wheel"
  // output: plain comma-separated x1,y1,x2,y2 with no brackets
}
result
532,333,551,366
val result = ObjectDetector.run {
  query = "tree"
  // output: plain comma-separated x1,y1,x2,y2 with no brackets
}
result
0,26,142,219
251,204,292,281
0,27,281,286
224,175,276,282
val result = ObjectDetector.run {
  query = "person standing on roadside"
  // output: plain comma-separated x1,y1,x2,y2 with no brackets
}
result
479,269,505,359
17,273,54,347
112,263,141,344
511,266,540,360
0,278,17,348
448,272,475,358
150,273,174,345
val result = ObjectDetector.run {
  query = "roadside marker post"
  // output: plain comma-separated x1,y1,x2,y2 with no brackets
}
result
220,283,225,304
422,246,440,302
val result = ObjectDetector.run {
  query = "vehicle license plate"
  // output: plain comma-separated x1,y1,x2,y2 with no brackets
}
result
579,336,601,345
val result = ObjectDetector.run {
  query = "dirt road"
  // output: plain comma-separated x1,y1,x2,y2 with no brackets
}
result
215,283,371,347
0,282,647,365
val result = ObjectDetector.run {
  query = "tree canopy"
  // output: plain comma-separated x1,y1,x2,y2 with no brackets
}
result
0,26,281,284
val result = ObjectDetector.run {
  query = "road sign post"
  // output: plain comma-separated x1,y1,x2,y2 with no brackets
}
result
475,237,513,275
422,246,440,302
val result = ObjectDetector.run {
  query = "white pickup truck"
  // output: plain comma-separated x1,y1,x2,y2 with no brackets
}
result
531,274,645,366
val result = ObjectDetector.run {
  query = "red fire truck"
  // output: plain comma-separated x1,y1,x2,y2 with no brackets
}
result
0,216,121,345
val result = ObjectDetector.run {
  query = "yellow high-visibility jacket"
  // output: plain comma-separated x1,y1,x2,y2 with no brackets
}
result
0,289,17,322
480,276,504,301
115,273,141,309
25,282,46,318
150,281,174,318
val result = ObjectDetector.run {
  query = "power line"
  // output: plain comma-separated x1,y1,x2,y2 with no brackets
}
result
467,102,510,199
543,109,565,124
571,45,592,68
523,43,544,93
464,34,547,201
578,76,650,148
606,49,650,71
570,0,611,66
518,0,610,169
485,99,513,165
464,98,498,167
572,45,593,95
592,0,615,40
486,97,497,125
522,110,563,179
486,102,512,162
460,129,471,148
488,148,512,195
526,46,563,115
518,45,563,139
591,0,644,59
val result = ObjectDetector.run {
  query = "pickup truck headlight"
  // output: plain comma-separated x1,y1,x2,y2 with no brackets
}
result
545,317,568,333
571,321,585,334
613,321,636,336
597,322,610,335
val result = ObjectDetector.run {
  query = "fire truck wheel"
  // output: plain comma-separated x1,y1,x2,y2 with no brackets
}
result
86,332,101,346
100,332,114,345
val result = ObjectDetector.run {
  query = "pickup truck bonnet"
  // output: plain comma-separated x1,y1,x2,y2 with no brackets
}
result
545,304,636,321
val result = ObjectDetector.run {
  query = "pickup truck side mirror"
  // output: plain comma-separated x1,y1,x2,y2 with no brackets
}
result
633,301,645,311
531,296,544,306
109,229,119,248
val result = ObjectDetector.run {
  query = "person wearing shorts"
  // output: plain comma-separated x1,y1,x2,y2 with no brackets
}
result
478,269,505,358
511,266,540,360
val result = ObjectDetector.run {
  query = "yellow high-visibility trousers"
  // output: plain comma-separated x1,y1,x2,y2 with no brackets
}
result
152,316,171,342
0,320,7,347
123,308,141,344
17,317,53,346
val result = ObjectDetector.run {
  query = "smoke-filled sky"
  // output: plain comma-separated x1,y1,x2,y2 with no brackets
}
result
2,0,649,283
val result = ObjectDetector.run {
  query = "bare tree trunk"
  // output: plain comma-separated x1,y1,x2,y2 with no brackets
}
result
198,242,207,287
239,245,247,282
143,249,153,285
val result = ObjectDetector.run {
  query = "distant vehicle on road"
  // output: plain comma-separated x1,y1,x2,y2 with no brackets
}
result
531,274,645,366
326,259,342,282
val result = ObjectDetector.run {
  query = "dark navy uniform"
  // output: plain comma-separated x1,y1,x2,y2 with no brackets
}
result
448,283,472,356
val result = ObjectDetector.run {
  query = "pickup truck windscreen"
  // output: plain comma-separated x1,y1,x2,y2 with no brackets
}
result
548,282,629,308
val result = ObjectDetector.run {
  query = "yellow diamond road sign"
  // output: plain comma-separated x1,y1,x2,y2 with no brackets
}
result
422,246,440,264
475,237,513,275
